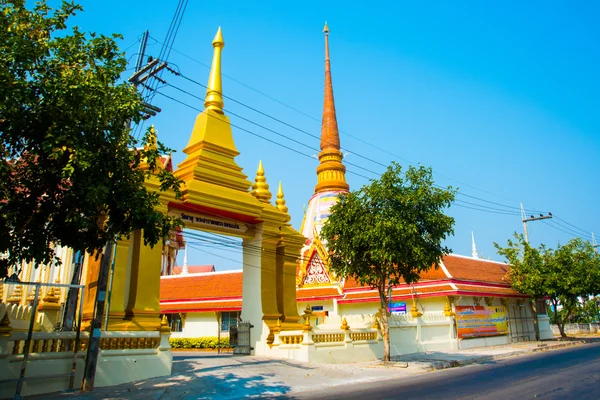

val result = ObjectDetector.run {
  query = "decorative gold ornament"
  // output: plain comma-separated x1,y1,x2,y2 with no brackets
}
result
251,160,272,203
159,315,171,333
340,317,350,331
410,299,423,318
276,181,289,214
443,297,454,317
7,285,23,304
0,312,12,336
205,27,225,113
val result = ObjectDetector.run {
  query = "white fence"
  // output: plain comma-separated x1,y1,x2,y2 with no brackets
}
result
270,311,455,363
551,323,600,335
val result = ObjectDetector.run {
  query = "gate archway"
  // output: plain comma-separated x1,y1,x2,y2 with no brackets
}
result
82,27,304,353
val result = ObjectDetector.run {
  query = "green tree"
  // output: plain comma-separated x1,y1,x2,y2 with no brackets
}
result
320,162,456,362
0,0,182,277
495,235,600,338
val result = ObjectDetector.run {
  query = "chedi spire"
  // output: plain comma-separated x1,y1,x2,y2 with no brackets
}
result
314,23,349,194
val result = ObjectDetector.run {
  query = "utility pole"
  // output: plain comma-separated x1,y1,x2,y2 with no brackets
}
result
593,232,598,254
519,203,552,342
520,203,552,243
82,42,168,392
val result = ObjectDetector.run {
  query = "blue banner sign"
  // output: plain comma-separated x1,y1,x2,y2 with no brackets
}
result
389,302,407,314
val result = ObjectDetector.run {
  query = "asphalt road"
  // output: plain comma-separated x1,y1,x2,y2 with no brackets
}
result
291,342,600,400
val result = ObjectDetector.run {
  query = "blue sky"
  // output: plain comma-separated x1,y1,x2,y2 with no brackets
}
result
68,1,598,268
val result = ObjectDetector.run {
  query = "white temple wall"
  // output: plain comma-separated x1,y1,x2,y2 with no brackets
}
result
178,312,219,338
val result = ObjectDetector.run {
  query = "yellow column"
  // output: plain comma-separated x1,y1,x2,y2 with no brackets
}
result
81,252,102,329
106,237,132,330
260,225,282,328
123,229,163,331
278,226,305,330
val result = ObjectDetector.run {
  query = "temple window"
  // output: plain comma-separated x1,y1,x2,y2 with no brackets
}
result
220,311,240,332
166,313,183,332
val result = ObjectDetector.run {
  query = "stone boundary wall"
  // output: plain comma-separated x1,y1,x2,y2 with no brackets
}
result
551,323,599,335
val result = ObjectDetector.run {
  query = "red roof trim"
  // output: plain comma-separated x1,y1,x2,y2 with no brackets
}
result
161,307,242,313
338,291,454,304
161,295,242,303
338,289,528,305
450,279,511,288
342,279,449,293
296,295,343,302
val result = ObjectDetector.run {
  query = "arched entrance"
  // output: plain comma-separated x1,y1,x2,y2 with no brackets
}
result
82,27,305,354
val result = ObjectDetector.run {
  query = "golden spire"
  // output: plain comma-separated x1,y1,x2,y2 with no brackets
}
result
314,23,349,193
251,160,272,203
204,27,225,113
276,181,288,214
321,22,338,151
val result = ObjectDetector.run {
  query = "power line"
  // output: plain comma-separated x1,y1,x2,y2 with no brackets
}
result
553,215,594,237
150,36,544,211
153,90,559,219
164,81,383,178
154,90,373,181
177,73,389,171
165,72,545,215
544,219,594,241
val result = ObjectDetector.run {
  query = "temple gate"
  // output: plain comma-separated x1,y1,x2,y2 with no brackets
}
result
81,27,305,354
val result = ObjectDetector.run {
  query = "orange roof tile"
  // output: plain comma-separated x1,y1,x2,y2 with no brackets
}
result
160,270,242,301
343,265,448,289
442,255,510,284
343,284,455,301
172,265,215,275
296,286,342,301
454,284,524,297
161,300,242,313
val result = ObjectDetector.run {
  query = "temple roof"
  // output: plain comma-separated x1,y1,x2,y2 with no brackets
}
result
159,255,526,313
160,269,242,312
171,265,215,275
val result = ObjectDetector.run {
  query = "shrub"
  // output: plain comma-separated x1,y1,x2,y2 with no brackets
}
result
169,337,231,349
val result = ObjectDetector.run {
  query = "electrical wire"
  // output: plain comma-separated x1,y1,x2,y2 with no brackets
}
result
154,90,374,181
165,72,543,215
150,36,547,212
153,89,570,219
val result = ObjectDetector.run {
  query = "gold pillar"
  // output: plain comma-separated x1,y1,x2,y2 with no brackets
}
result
81,252,102,329
123,230,163,331
277,226,304,330
260,225,282,328
105,237,132,330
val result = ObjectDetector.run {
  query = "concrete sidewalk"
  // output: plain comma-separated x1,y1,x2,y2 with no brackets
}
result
29,337,599,400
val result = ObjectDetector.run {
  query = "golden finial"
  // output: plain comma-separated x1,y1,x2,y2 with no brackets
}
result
251,160,272,203
146,125,158,150
205,27,225,113
372,317,380,330
410,298,423,318
0,312,12,336
8,285,23,304
212,26,224,48
159,315,171,333
340,316,350,331
443,296,454,317
276,181,289,215
323,22,329,34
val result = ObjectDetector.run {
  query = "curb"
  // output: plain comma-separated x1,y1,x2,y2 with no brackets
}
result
428,340,592,371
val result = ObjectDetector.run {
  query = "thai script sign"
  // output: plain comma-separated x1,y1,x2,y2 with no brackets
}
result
168,210,248,234
455,305,508,339
389,302,407,314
